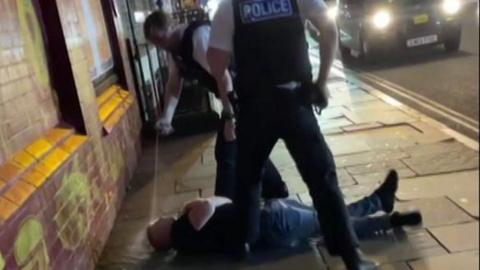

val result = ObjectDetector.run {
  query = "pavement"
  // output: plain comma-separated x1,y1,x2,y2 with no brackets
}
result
344,5,479,124
96,43,480,270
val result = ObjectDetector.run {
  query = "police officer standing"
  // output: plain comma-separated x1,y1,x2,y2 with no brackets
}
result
207,0,378,269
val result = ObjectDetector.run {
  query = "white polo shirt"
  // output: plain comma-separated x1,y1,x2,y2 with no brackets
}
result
209,0,328,53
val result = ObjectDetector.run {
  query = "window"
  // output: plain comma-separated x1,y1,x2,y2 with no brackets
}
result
55,0,116,95
0,0,60,161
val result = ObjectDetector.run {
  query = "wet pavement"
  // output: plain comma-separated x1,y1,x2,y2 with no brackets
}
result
97,38,479,270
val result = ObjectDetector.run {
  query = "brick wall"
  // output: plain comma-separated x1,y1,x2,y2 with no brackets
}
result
0,0,60,161
0,0,142,269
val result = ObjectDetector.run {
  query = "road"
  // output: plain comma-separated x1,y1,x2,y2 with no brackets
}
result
343,4,479,129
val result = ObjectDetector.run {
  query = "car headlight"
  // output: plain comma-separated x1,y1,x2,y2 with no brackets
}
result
371,10,392,29
327,6,338,20
442,0,461,15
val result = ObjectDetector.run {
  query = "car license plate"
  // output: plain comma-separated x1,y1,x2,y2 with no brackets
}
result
413,14,429,24
406,34,438,47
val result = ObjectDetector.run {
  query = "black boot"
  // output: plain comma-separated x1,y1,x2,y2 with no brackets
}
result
374,170,399,213
390,211,423,227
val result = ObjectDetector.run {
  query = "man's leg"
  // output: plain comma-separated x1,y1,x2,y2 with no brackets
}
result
214,119,238,199
261,159,289,199
235,102,278,244
214,119,288,200
348,170,399,217
261,199,320,248
282,104,359,257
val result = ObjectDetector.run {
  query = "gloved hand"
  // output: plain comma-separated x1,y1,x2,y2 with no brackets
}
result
310,82,330,115
155,118,174,136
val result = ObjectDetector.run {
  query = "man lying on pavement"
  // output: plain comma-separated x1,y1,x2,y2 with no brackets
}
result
147,170,422,255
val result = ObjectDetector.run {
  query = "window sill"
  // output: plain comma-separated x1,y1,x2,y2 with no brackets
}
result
97,85,134,135
0,127,87,222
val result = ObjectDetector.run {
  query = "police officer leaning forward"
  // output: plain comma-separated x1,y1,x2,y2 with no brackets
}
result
143,11,289,201
207,0,379,269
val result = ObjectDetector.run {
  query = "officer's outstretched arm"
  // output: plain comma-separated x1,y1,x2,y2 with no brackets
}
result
156,56,184,135
309,12,338,88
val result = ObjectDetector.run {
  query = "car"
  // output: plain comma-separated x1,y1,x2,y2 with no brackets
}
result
327,0,463,62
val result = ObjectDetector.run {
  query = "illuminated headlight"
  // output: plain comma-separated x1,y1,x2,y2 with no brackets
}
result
442,0,461,15
371,10,392,29
327,6,338,20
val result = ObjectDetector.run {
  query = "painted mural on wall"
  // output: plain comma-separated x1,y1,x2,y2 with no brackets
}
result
0,0,60,160
0,253,4,270
16,0,50,88
14,218,50,270
54,158,97,250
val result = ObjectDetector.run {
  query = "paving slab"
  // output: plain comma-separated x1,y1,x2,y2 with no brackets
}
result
428,222,479,253
176,161,216,193
318,106,346,120
448,189,479,218
320,229,448,269
408,251,479,270
342,122,384,133
378,263,411,270
402,148,479,176
341,184,378,204
327,124,450,156
270,148,296,172
335,150,410,168
337,168,357,187
395,197,474,228
345,109,417,126
346,160,407,175
353,168,416,184
346,100,399,113
402,141,474,157
318,117,353,130
397,170,479,201
200,187,215,198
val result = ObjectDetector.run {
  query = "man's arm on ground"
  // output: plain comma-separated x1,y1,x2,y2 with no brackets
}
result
183,196,232,231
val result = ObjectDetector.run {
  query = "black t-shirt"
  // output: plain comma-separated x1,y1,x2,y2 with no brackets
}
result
171,204,244,254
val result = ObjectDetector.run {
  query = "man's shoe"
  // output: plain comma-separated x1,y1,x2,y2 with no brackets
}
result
390,211,423,227
374,170,399,213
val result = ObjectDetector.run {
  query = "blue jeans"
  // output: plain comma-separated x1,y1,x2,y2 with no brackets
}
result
259,194,391,248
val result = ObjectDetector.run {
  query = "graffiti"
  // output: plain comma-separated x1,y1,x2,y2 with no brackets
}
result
14,218,50,270
0,252,4,270
16,0,51,88
54,158,95,250
106,140,126,183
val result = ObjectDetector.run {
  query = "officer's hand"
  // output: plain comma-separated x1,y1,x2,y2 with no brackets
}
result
155,118,174,136
224,120,236,142
311,83,330,115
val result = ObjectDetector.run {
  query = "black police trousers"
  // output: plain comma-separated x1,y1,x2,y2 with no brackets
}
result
234,85,359,255
214,117,289,200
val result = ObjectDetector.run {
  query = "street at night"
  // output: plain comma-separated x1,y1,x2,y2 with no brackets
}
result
339,2,479,137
